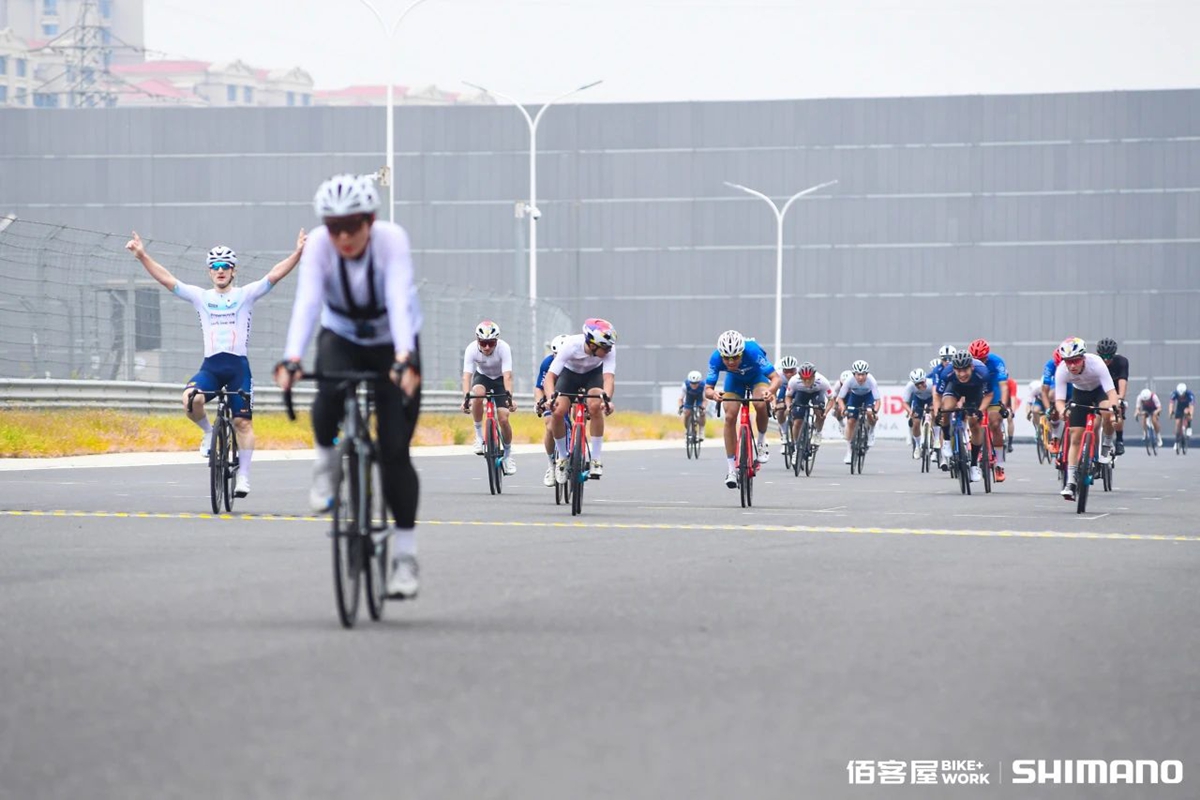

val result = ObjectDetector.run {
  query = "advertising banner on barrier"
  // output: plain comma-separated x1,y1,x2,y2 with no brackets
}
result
661,382,1039,440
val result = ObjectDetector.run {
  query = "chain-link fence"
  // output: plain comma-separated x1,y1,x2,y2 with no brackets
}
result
0,217,573,394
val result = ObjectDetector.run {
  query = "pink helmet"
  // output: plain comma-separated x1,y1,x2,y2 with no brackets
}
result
582,318,616,348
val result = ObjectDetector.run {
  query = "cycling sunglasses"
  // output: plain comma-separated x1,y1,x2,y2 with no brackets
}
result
478,339,498,348
325,214,371,237
1065,356,1085,366
209,261,234,271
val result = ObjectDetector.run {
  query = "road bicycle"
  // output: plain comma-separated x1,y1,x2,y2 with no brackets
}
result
945,407,982,496
552,390,609,516
188,387,250,514
465,390,512,495
846,403,874,476
731,392,771,507
917,410,935,474
792,399,820,478
1175,413,1191,455
1138,412,1159,456
285,370,392,629
1034,412,1051,464
1068,402,1115,514
682,405,703,460
779,414,794,472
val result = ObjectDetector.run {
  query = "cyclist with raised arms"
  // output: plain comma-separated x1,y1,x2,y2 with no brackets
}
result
126,228,306,499
938,350,993,482
785,361,831,448
1170,382,1195,453
535,334,569,487
1134,387,1163,448
703,330,781,489
968,339,1011,482
275,174,422,600
1054,337,1119,500
1096,338,1129,455
900,368,934,458
544,318,617,483
837,360,879,465
462,320,517,475
678,370,708,442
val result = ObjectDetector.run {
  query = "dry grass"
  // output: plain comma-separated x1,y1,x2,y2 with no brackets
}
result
0,408,709,457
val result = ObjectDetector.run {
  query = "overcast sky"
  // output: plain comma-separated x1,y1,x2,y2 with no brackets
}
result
144,0,1200,103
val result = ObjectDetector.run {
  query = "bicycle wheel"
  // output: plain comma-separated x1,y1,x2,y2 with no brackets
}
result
981,432,993,494
490,420,504,495
485,420,498,495
957,431,971,495
208,420,226,515
737,429,750,508
781,424,793,471
332,444,362,628
1075,435,1093,514
570,427,585,516
793,422,804,478
364,459,387,622
1102,459,1113,492
223,419,237,512
1035,425,1047,464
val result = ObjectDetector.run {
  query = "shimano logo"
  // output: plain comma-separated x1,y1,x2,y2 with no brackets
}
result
1011,760,1182,785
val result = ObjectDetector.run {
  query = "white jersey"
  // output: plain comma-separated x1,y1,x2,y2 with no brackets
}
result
283,222,421,359
903,379,934,403
548,334,616,375
787,372,832,400
1054,354,1114,400
1026,380,1043,405
839,374,879,399
173,278,273,358
462,339,513,380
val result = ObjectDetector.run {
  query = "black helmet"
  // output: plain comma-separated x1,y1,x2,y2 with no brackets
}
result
951,351,974,369
1097,337,1118,357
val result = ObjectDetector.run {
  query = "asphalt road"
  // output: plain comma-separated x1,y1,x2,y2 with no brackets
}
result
1,439,1197,799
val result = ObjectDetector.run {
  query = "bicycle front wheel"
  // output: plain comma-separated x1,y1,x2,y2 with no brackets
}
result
209,421,226,514
738,430,752,508
981,434,993,494
363,459,387,622
570,430,585,516
332,445,362,628
223,420,237,512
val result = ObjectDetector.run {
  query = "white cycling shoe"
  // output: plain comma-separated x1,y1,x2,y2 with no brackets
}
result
969,465,982,482
199,429,213,458
543,466,556,487
724,469,737,488
234,474,250,498
387,555,419,600
309,448,341,512
472,439,486,456
502,456,517,476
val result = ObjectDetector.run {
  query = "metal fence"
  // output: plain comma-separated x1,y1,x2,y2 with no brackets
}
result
0,218,573,394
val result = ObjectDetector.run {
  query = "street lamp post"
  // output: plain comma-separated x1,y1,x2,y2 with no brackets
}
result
724,179,838,360
358,0,434,222
463,79,602,369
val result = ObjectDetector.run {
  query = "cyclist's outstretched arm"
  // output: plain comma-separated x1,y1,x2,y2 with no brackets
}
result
125,231,178,291
265,228,307,285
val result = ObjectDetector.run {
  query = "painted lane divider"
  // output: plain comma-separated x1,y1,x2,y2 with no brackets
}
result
2,509,1199,543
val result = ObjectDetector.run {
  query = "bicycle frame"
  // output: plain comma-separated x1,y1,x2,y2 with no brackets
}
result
464,390,511,495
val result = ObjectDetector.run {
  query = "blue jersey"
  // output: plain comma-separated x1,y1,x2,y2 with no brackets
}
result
682,380,705,401
1041,358,1057,387
930,361,953,392
1172,390,1195,409
942,359,991,401
534,354,554,390
705,340,775,387
982,353,1008,400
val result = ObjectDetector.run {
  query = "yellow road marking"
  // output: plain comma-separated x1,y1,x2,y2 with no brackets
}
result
1,509,1198,543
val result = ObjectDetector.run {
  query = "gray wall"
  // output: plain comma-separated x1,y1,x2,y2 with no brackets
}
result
3,89,1198,409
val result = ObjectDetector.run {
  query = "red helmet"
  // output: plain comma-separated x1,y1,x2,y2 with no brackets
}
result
1053,349,1063,367
968,338,990,360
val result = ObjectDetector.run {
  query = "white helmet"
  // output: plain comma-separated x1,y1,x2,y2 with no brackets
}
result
909,368,926,383
475,320,500,340
929,358,940,370
938,345,957,359
851,360,869,374
687,370,702,383
778,355,799,370
313,173,380,217
840,370,853,383
716,330,746,358
1138,388,1152,402
206,245,237,267
550,334,570,355
1178,383,1188,393
1057,337,1087,361
1029,380,1042,396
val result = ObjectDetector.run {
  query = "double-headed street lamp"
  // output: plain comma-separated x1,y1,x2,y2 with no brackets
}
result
463,80,604,307
357,0,435,222
724,179,838,360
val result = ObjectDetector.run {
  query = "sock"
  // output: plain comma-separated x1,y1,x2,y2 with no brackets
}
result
194,417,212,433
555,437,568,459
942,423,951,440
590,436,603,460
503,442,511,457
1067,465,1077,484
473,423,483,441
996,444,1005,464
727,456,735,471
757,432,766,447
971,444,980,465
1116,430,1123,443
315,444,336,468
391,526,416,558
547,451,556,465
238,448,252,477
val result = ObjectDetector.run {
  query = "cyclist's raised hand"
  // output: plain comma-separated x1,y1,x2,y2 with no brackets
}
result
125,231,146,259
